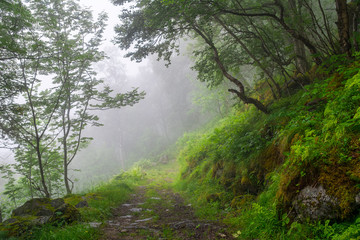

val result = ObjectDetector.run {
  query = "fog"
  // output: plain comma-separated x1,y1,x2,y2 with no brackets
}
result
70,44,213,189
0,0,229,194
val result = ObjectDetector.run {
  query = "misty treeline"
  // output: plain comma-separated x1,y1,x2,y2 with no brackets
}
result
0,0,145,204
71,48,225,188
112,0,360,114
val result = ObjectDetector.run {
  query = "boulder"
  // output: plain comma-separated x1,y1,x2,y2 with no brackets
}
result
0,198,80,237
293,185,340,221
51,198,66,208
50,203,81,224
12,198,54,217
75,200,89,208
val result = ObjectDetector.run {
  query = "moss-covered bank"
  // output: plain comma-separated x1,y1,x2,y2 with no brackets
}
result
175,54,360,239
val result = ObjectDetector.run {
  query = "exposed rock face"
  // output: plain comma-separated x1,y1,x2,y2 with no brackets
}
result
293,185,340,221
0,198,80,237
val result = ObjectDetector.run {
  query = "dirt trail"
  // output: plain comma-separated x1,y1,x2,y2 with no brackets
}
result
99,184,232,240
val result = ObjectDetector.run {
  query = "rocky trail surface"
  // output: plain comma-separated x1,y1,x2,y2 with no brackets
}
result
98,183,232,240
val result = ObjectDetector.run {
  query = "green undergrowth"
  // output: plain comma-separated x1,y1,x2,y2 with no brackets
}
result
0,166,147,240
174,53,360,239
28,160,180,240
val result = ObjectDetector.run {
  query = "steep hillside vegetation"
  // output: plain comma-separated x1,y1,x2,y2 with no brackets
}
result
175,54,360,239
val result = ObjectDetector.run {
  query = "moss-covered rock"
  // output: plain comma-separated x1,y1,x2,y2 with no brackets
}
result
293,185,341,221
50,203,81,224
12,198,54,217
0,198,80,238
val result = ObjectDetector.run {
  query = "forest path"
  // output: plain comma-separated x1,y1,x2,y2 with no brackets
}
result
98,178,232,240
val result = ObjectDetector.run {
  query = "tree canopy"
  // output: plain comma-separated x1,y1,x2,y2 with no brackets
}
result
112,0,360,113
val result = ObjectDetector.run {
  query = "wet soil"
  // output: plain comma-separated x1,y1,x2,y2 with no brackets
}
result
99,185,232,240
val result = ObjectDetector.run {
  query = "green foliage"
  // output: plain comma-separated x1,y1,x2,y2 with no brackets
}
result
13,166,145,239
174,54,360,239
30,223,98,240
177,108,267,169
0,0,145,202
78,173,139,222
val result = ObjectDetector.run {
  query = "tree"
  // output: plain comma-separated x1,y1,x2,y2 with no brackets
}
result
0,0,33,121
0,0,145,198
32,0,145,194
335,0,351,56
0,24,60,197
113,0,360,114
113,0,270,113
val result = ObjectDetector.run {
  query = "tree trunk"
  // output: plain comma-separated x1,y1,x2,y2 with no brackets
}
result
350,0,360,51
29,163,33,199
191,23,269,114
28,91,50,198
288,0,310,73
228,89,270,114
63,129,72,195
62,104,72,195
335,0,352,56
35,144,50,198
214,15,282,99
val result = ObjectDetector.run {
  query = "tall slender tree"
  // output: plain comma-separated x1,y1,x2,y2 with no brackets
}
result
0,0,145,198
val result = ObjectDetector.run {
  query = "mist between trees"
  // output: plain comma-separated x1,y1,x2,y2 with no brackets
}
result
1,0,359,221
70,45,230,191
0,0,232,214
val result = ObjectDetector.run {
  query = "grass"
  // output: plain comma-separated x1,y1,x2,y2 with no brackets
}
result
5,166,148,240
27,224,99,240
171,54,360,239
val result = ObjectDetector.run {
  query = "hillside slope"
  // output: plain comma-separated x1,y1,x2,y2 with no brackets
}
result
175,54,360,239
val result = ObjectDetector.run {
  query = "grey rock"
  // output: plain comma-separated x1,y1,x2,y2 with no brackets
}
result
355,193,360,205
31,216,51,225
3,218,17,225
89,222,101,228
129,208,142,212
293,185,340,221
135,217,153,223
2,198,80,237
51,203,80,224
150,197,161,200
51,198,65,209
75,200,89,208
12,198,53,217
122,203,133,207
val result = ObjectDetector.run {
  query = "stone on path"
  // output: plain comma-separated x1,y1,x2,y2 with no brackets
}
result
135,217,153,223
129,207,142,212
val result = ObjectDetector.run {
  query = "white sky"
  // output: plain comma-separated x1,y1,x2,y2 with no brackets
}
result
0,0,145,164
79,0,147,77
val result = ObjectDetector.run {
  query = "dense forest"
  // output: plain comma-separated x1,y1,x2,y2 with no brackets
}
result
1,0,360,239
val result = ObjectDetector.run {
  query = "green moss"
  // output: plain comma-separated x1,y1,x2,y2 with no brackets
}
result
0,215,38,237
230,194,255,211
64,195,84,206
